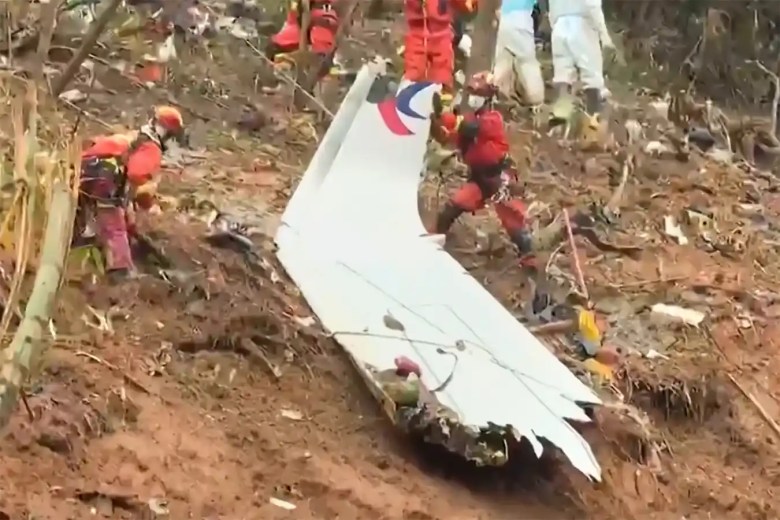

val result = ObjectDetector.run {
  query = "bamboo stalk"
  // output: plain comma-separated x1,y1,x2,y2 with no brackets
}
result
0,87,38,335
0,179,75,428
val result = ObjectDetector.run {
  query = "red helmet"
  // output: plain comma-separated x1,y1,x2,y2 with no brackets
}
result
466,71,498,98
154,105,184,135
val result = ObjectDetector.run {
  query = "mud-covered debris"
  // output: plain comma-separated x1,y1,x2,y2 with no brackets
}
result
105,387,140,430
293,315,316,327
684,207,717,242
58,88,87,103
644,140,671,157
688,127,717,151
148,497,170,517
382,313,406,332
145,342,172,376
645,348,670,360
663,215,689,245
624,119,644,144
82,305,115,333
269,497,297,511
280,408,304,421
237,108,271,133
651,303,705,327
258,143,282,157
205,210,253,251
76,490,141,516
706,147,733,165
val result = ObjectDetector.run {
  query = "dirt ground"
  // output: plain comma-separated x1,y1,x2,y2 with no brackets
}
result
2,10,780,520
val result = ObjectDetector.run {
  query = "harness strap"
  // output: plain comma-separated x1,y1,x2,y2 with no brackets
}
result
81,130,161,207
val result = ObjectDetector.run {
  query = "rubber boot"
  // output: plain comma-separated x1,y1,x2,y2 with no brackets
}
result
509,227,536,269
581,87,607,148
550,82,573,125
434,203,465,235
584,87,603,116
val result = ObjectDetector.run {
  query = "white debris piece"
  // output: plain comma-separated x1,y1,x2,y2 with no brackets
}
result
663,215,688,245
651,304,706,327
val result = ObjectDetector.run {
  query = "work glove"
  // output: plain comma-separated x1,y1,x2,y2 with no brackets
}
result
131,178,159,210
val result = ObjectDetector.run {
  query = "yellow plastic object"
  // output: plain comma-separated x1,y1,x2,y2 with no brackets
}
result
396,45,405,57
551,93,575,122
273,53,296,71
578,309,601,345
583,358,613,382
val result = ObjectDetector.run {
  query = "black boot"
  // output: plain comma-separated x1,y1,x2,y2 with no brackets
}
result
509,228,537,269
584,88,603,116
550,82,573,124
434,203,465,235
509,228,533,256
106,267,141,284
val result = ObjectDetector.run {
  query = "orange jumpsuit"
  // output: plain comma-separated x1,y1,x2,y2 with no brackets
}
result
403,0,475,88
269,0,339,55
434,108,532,257
79,132,163,272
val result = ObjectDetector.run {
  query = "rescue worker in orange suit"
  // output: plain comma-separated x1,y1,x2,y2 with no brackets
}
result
266,0,339,77
403,0,476,107
430,72,534,264
78,106,185,282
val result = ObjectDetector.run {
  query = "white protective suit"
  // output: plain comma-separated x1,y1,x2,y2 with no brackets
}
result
493,0,543,105
549,0,612,91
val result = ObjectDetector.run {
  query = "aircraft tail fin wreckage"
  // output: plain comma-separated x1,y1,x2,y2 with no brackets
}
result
275,60,602,481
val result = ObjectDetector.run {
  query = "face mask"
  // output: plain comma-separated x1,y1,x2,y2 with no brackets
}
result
468,95,486,110
154,123,169,142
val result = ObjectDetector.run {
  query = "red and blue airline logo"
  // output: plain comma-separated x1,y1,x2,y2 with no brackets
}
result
371,81,433,136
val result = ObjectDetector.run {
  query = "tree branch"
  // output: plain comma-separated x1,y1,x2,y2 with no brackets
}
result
52,0,123,97
750,59,780,136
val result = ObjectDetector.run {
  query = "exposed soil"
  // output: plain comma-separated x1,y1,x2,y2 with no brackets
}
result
3,8,780,520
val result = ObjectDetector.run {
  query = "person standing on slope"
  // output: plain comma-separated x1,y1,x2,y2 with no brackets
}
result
493,0,544,106
429,72,534,264
266,0,340,77
548,0,613,119
403,0,477,110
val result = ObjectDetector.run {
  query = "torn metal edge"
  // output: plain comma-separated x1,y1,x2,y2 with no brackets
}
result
349,353,595,469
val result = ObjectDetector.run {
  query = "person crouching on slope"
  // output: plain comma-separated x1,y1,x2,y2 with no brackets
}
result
266,0,340,78
493,0,543,106
548,0,613,120
403,0,476,111
429,72,534,265
78,105,185,282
